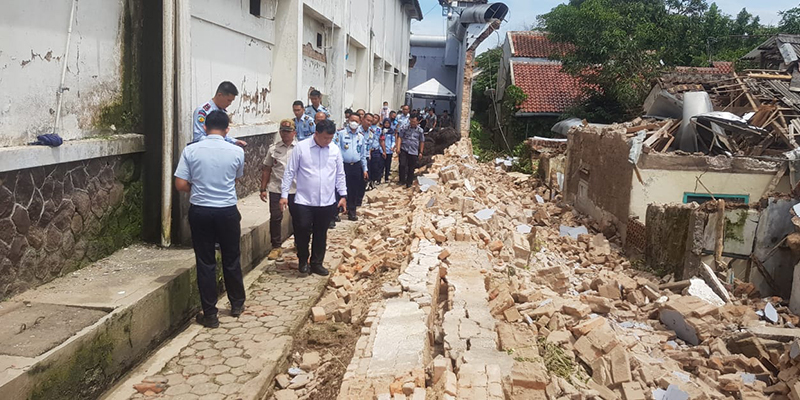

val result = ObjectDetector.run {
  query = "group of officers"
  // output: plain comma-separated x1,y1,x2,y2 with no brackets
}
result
175,81,431,328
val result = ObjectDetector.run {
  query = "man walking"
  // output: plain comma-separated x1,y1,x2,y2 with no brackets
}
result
260,119,296,260
175,110,246,329
396,105,411,131
334,114,368,220
397,115,425,189
304,90,330,119
280,120,347,276
292,101,316,141
192,81,247,147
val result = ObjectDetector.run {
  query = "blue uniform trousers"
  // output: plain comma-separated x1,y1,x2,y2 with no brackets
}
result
344,162,365,216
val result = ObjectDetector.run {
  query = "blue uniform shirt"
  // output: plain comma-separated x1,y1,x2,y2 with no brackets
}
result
304,104,330,119
396,113,410,131
399,125,425,156
192,100,236,144
383,128,396,154
334,128,368,172
368,125,382,151
174,135,244,207
294,114,316,141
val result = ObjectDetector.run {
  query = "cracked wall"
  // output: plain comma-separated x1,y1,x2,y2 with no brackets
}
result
0,0,133,147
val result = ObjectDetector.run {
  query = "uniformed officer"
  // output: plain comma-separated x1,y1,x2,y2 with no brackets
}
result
260,119,297,260
367,113,384,189
397,115,425,188
334,114,368,220
292,101,316,141
396,105,411,131
174,110,246,329
381,118,395,183
314,111,326,125
389,110,399,131
280,120,347,276
304,90,330,119
192,81,247,147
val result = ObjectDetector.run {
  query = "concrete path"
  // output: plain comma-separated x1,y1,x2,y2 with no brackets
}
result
103,223,355,400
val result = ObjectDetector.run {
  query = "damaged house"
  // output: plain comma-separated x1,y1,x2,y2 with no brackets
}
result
563,50,800,313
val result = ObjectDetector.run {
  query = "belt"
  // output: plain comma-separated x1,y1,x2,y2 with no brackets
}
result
345,162,360,166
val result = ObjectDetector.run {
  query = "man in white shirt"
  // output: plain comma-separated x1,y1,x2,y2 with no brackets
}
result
280,119,347,276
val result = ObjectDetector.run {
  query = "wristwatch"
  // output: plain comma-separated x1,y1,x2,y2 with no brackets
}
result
259,189,267,193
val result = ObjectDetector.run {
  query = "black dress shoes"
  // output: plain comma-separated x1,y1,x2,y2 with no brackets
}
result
196,313,220,328
310,264,329,276
299,263,310,275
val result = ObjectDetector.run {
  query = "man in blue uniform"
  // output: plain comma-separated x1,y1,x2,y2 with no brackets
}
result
175,110,246,328
304,90,330,119
292,101,316,141
397,115,425,189
396,105,411,131
367,113,384,189
192,81,247,147
334,114,368,221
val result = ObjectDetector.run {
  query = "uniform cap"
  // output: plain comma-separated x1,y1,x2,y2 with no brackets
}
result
280,119,295,132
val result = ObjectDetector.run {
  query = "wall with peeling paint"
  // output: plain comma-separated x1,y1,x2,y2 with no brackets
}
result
0,0,126,147
190,0,275,129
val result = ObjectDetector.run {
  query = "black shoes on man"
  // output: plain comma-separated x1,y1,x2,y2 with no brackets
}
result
299,263,310,274
196,313,220,329
230,305,245,317
298,263,328,276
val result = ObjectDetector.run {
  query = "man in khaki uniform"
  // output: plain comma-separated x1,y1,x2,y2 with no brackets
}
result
260,119,297,259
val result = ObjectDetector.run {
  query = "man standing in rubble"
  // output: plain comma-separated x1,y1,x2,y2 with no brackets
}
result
280,120,347,276
175,110,246,328
260,119,297,260
396,115,425,189
192,81,247,147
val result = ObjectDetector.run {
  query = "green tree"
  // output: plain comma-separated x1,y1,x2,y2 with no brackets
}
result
472,46,504,119
538,0,669,121
780,6,800,34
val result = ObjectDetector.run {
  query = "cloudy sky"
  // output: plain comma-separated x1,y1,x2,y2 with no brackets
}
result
410,0,800,53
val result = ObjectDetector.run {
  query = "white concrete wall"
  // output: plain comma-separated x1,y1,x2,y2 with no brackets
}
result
0,0,125,147
300,0,413,119
190,0,275,131
629,169,790,220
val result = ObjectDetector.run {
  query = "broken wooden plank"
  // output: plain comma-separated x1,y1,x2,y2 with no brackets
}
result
714,199,725,271
750,255,780,295
761,163,788,198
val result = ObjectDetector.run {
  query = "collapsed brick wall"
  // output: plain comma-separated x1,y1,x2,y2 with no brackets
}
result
0,154,143,298
645,203,705,279
564,127,633,241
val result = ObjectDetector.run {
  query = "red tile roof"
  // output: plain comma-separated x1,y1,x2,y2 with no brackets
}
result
674,61,734,75
509,31,573,59
511,61,588,114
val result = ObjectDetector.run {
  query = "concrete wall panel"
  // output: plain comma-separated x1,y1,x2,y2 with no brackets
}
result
0,0,125,147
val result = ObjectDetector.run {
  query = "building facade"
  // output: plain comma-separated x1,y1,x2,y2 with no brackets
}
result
0,0,421,299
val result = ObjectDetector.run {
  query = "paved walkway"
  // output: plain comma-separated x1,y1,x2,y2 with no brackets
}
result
103,223,355,400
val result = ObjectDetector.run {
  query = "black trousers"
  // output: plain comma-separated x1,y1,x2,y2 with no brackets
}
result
384,153,393,182
292,203,337,268
398,150,418,187
369,150,385,183
344,162,365,215
268,192,294,248
188,205,245,317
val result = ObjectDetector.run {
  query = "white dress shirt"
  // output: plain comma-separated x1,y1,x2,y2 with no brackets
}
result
282,136,347,206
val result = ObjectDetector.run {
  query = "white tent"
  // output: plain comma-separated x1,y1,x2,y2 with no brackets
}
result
406,78,457,100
